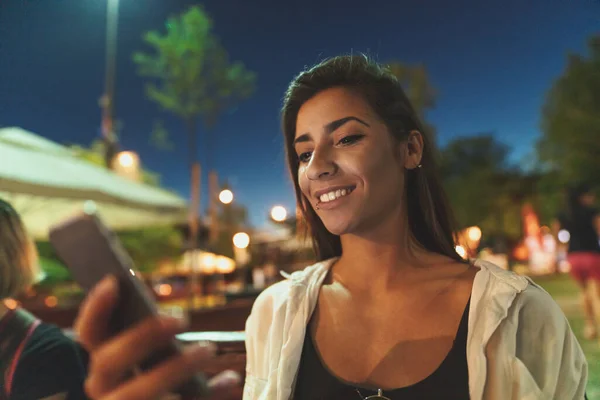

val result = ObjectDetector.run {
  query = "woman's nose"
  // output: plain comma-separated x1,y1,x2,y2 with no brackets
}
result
306,148,337,180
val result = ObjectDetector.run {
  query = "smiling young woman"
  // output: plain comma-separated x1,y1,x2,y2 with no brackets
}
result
72,55,588,400
242,55,588,399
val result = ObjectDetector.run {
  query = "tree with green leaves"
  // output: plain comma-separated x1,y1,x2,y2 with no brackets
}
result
117,227,184,274
133,5,255,259
539,34,600,188
386,62,437,138
439,134,539,242
149,120,174,151
133,8,255,309
133,5,255,179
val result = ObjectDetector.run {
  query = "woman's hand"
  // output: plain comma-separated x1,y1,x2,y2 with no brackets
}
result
74,276,241,400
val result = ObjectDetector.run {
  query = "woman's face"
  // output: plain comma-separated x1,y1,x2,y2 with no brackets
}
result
294,87,421,236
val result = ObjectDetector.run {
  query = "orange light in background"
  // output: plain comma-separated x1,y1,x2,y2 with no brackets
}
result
157,284,172,296
513,243,529,261
113,151,141,181
233,232,250,249
199,252,217,274
270,205,287,222
117,151,135,168
467,226,482,242
216,256,236,274
45,296,58,308
4,299,18,310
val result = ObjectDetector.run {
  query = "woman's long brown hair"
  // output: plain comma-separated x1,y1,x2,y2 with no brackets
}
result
281,55,463,263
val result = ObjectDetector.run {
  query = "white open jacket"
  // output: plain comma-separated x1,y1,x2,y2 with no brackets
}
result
243,259,588,400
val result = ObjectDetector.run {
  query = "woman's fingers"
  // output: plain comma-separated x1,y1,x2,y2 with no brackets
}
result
98,346,239,400
75,275,119,350
85,315,193,397
74,276,243,400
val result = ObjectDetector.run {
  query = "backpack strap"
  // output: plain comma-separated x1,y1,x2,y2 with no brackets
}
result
0,308,41,399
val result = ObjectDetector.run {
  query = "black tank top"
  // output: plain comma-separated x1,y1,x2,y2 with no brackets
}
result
294,299,471,399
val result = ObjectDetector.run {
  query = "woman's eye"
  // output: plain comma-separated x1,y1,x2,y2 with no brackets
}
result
298,152,312,163
337,134,365,146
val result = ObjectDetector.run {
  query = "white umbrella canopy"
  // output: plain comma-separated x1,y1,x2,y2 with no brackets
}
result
0,127,187,239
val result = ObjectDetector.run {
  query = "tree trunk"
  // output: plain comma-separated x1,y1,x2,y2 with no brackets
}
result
187,117,201,313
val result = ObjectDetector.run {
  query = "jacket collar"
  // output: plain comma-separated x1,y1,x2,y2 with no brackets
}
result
282,257,529,304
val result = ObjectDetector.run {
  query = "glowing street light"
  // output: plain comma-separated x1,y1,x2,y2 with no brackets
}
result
113,151,140,181
116,151,135,168
232,232,250,249
219,189,234,205
270,205,287,222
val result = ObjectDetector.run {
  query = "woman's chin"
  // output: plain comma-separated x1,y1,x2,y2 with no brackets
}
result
323,220,354,237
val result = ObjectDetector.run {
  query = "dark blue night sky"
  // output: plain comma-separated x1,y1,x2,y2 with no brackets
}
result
0,0,597,227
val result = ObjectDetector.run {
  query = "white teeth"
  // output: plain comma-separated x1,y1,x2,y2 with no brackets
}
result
318,188,353,203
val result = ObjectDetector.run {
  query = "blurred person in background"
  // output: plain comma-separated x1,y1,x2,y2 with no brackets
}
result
72,55,587,399
0,198,88,399
554,184,600,341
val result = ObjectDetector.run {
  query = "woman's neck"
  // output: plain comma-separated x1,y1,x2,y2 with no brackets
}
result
335,216,443,293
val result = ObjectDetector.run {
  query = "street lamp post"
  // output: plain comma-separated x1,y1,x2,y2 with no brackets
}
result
101,0,120,168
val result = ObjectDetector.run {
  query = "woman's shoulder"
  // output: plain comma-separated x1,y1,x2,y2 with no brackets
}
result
245,259,333,331
253,260,333,306
20,322,86,365
513,278,570,327
475,260,569,328
474,259,571,328
12,322,88,398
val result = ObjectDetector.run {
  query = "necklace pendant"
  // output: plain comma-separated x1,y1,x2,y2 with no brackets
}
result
364,389,391,400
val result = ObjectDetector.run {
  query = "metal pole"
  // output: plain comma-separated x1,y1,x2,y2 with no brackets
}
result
209,170,220,246
101,0,119,168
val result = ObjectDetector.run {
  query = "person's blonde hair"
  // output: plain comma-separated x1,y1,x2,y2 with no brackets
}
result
0,199,38,300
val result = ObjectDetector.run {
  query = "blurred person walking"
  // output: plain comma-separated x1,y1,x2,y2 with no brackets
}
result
554,184,600,341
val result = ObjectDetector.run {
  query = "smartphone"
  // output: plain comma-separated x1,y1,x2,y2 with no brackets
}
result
49,212,210,398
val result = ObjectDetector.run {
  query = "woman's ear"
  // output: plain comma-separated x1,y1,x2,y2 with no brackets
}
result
403,131,424,170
